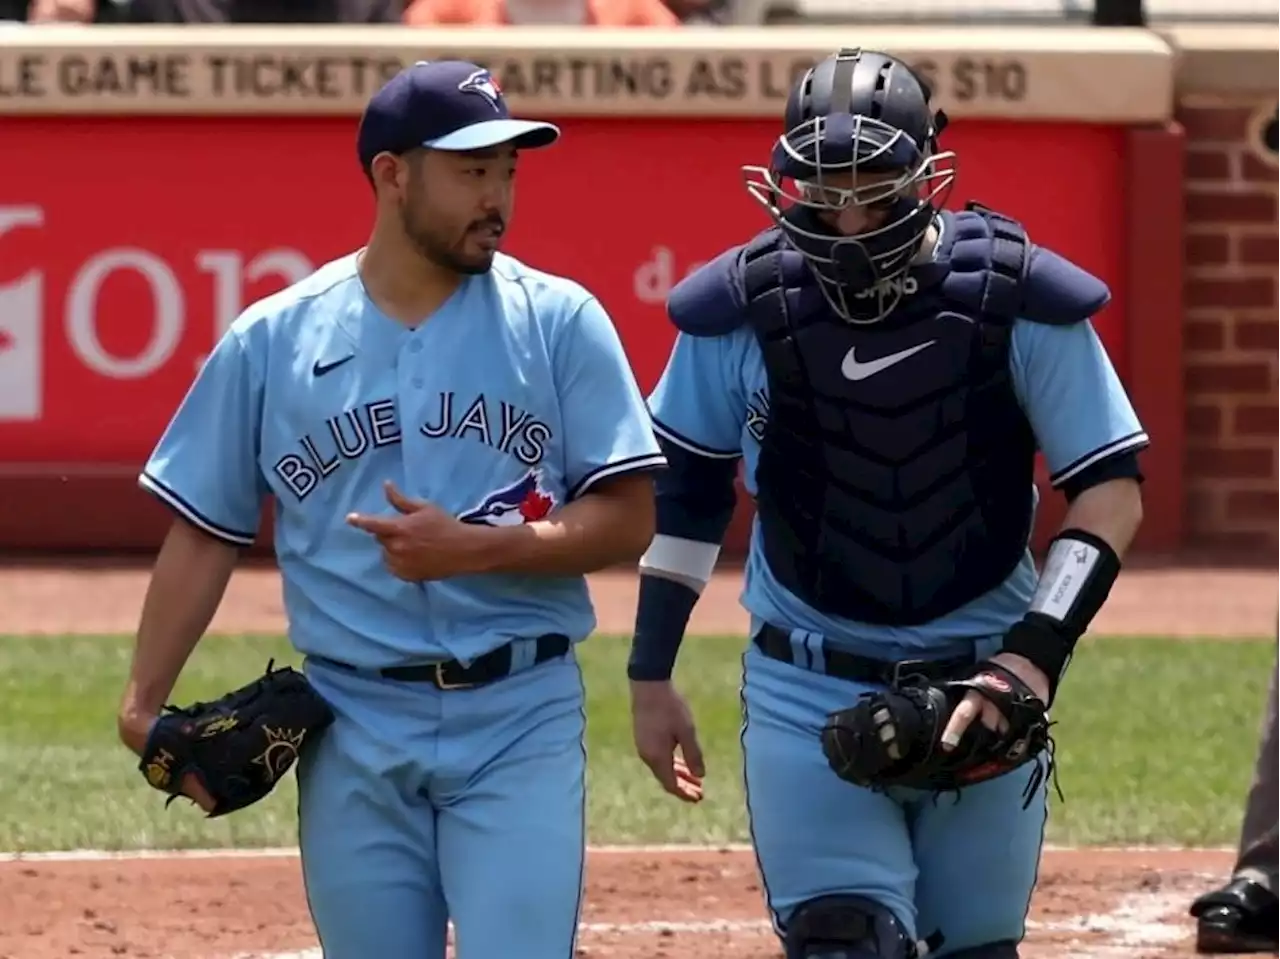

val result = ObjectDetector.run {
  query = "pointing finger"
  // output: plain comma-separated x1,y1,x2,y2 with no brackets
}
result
346,512,400,537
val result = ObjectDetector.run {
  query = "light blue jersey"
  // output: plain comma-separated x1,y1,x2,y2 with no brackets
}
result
647,317,1148,654
141,251,665,668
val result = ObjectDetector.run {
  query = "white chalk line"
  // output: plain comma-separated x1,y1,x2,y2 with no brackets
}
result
1053,889,1191,959
0,843,1201,959
0,842,1235,863
5,840,1224,958
216,890,1197,959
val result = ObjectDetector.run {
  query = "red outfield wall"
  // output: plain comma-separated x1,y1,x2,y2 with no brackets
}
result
0,26,1246,561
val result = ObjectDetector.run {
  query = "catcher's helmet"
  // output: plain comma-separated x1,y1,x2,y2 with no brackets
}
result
742,48,956,323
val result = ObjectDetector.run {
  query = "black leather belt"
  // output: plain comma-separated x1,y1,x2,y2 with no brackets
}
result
753,623,974,685
317,633,571,690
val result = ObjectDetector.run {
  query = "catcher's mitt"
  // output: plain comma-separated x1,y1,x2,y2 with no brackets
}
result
139,660,334,818
820,661,1052,800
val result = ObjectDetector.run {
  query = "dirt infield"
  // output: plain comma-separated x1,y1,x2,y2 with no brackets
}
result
0,563,1274,959
0,847,1242,959
0,563,1276,637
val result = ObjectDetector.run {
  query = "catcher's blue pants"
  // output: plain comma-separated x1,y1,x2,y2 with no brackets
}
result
741,635,1049,957
295,652,586,959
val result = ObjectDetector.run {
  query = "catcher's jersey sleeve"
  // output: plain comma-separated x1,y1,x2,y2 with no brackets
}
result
553,296,667,499
1010,318,1149,489
139,325,267,546
647,330,748,461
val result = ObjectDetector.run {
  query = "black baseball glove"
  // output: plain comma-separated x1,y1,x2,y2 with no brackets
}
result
138,660,334,818
820,661,1052,800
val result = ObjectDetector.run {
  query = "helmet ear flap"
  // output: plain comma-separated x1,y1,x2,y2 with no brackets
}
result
933,107,950,139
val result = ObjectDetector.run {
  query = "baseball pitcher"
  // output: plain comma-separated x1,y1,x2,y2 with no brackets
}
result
627,48,1148,959
116,60,664,959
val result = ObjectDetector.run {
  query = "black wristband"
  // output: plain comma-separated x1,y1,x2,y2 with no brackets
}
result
1002,527,1122,704
628,573,699,681
1001,615,1073,706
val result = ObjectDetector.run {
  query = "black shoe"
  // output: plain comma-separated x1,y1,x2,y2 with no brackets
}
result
1190,878,1279,954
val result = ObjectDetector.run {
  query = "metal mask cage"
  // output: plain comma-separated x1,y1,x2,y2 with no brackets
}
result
740,114,958,324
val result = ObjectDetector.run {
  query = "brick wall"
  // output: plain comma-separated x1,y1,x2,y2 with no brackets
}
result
1179,98,1279,558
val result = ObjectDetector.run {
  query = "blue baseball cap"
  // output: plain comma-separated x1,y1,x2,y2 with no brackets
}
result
357,60,560,171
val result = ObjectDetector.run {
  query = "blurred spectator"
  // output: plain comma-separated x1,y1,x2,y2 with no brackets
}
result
660,0,731,22
128,0,401,20
9,0,401,18
18,0,98,20
404,0,678,25
9,0,696,24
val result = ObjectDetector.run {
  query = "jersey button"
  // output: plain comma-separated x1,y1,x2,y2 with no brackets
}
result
409,341,422,353
412,377,424,388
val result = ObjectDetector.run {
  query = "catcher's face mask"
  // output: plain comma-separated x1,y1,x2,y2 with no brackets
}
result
743,112,956,324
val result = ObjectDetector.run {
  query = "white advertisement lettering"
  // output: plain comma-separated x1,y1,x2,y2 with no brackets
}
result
0,205,45,421
633,246,707,306
62,246,315,378
66,248,184,379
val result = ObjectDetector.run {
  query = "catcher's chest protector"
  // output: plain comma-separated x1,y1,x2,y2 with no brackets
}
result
743,215,1037,626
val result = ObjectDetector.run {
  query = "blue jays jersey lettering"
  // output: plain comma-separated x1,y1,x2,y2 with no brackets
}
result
140,251,663,668
647,293,1148,653
271,391,555,504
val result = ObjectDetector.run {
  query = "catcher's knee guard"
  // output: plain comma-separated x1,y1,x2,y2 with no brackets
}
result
784,895,916,959
943,940,1019,958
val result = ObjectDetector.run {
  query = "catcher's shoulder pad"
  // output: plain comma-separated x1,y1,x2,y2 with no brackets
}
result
666,238,762,338
942,205,1110,327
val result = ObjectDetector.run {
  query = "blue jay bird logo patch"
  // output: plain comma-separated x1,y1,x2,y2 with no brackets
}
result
458,70,504,112
458,470,557,527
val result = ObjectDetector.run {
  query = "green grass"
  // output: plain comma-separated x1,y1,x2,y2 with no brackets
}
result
0,633,1272,852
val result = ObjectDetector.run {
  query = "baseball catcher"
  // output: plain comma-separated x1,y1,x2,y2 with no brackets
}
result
628,44,1148,959
821,661,1054,802
138,660,334,817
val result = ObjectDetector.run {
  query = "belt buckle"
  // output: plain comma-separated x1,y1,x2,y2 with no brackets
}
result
889,659,931,687
433,661,477,691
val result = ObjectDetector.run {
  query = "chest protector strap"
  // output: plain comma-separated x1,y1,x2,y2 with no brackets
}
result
740,231,810,392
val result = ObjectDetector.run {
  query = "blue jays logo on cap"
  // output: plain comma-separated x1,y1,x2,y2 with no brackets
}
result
457,469,557,527
457,69,504,113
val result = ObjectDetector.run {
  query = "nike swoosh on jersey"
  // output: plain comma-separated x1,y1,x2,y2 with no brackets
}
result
313,355,354,377
840,340,937,381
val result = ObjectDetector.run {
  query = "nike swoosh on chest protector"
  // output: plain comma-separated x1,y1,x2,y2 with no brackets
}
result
840,340,937,381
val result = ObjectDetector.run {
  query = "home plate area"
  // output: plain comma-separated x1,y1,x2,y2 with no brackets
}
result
0,846,1233,958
